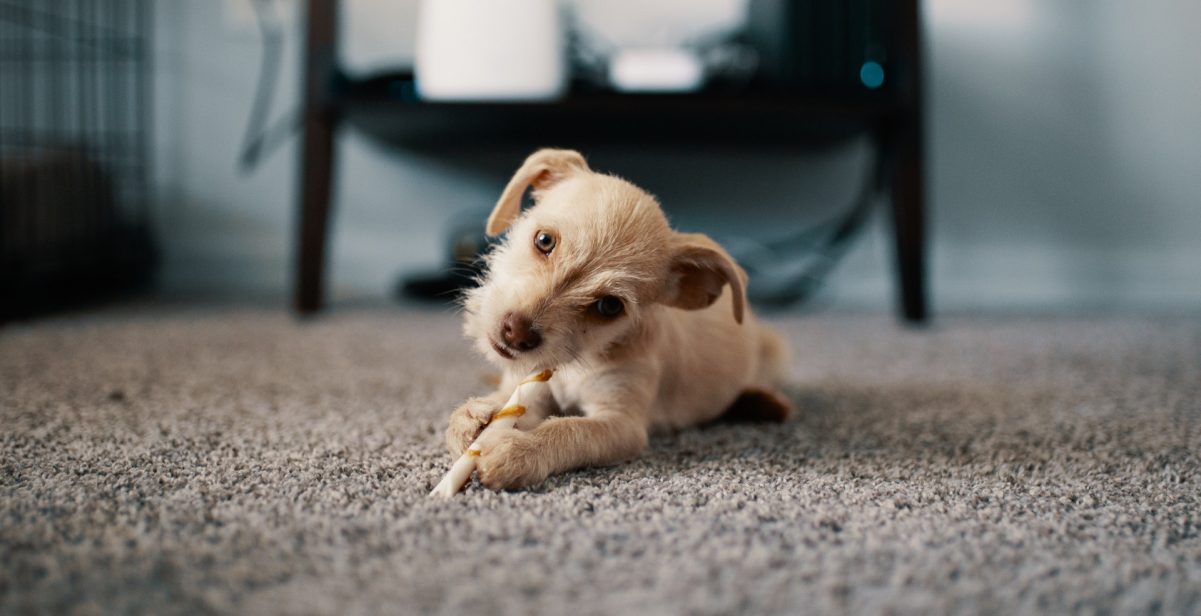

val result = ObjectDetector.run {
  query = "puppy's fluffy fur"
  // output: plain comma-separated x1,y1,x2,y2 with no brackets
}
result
449,149,790,490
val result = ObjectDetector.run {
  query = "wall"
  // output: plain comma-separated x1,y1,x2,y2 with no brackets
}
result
152,0,1201,311
925,0,1201,309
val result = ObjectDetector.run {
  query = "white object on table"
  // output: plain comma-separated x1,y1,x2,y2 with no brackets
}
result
415,0,567,101
608,48,706,93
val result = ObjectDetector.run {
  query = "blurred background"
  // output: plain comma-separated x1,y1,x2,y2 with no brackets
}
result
3,0,1200,320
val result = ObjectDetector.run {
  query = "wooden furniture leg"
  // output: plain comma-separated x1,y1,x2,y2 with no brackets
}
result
889,114,927,323
295,0,339,314
890,0,928,323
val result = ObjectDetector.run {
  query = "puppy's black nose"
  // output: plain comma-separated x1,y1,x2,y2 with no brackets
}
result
501,312,542,352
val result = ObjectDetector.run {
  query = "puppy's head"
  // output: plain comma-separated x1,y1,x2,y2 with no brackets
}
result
463,149,747,369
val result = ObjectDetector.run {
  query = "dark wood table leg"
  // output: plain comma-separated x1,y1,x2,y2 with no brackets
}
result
889,114,927,323
295,0,339,315
889,0,928,323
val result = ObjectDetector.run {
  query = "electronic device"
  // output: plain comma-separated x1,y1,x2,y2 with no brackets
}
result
746,0,897,94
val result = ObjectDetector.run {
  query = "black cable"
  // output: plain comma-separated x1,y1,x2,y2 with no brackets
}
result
733,145,883,306
237,0,298,173
784,158,878,303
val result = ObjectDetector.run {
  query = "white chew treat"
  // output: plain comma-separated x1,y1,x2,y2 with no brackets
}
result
430,369,554,498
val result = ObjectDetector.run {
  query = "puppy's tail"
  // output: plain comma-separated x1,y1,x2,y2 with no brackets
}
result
755,324,790,386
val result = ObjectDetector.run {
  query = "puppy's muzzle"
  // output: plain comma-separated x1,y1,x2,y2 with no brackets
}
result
500,312,542,352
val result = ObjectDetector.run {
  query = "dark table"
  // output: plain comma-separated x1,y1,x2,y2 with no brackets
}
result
293,0,928,322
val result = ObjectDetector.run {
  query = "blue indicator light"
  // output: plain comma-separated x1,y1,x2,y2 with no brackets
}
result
860,61,885,89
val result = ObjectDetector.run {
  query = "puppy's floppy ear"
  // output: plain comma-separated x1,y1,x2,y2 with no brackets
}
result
486,148,590,236
664,232,748,324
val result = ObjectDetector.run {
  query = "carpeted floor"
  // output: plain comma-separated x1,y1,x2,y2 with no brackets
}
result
1,306,1199,615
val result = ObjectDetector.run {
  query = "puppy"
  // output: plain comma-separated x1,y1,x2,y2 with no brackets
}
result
448,149,791,490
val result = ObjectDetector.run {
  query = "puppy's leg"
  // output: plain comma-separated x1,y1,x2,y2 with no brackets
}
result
717,387,793,423
445,395,506,457
475,411,648,490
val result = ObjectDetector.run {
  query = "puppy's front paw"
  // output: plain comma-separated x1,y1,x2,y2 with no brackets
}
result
446,397,499,457
475,429,548,491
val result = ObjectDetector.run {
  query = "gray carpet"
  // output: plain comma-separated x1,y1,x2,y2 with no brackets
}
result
2,307,1200,615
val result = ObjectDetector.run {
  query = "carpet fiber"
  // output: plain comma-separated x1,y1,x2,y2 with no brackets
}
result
2,307,1200,614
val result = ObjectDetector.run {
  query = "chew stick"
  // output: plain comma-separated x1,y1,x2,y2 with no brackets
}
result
430,369,554,498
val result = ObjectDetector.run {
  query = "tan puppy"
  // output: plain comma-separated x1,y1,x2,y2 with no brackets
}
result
448,149,791,490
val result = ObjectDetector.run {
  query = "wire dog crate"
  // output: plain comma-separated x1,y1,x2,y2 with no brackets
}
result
0,0,155,319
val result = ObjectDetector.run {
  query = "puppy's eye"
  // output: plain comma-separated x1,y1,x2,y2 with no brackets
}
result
533,230,556,255
593,296,624,318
